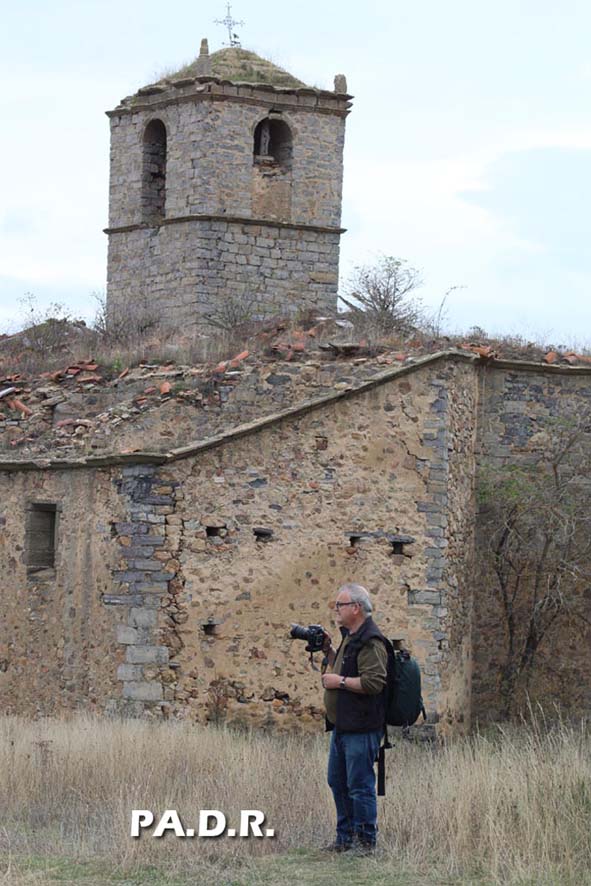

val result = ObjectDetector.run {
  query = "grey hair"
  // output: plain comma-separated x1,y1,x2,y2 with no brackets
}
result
338,583,372,615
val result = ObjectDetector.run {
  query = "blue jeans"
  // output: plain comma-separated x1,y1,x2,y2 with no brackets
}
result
327,728,382,846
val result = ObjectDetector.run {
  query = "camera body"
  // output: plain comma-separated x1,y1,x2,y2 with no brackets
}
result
290,623,326,653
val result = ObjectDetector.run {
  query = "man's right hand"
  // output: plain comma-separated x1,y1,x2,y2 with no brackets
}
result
322,631,332,653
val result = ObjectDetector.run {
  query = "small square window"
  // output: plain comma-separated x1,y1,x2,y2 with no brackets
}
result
26,503,58,574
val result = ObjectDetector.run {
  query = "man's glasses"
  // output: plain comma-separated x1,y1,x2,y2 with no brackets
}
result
334,601,358,610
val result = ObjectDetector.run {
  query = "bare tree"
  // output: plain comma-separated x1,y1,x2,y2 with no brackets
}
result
339,256,424,336
91,291,159,345
202,293,272,334
478,413,591,717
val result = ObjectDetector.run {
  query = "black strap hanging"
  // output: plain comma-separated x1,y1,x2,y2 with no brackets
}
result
377,723,392,797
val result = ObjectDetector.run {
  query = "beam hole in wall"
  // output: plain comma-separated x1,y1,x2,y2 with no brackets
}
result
253,117,293,169
200,618,221,637
253,527,273,542
389,534,415,557
142,119,167,223
26,502,58,575
206,525,226,537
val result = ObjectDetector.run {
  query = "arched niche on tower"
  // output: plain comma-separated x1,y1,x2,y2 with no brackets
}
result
141,119,167,224
253,117,293,169
252,114,293,222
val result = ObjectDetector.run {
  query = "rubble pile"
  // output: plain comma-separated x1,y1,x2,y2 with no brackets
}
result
1,315,590,460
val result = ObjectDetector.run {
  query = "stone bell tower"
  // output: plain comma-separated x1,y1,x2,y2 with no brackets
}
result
105,40,352,331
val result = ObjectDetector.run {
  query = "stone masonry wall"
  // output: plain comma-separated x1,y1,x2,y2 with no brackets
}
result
473,363,591,719
112,358,474,732
107,220,340,331
3,355,591,727
0,469,124,715
107,95,346,229
106,87,346,330
0,357,475,731
252,161,292,222
106,465,183,715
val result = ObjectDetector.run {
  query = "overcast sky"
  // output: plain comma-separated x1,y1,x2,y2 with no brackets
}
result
1,0,590,342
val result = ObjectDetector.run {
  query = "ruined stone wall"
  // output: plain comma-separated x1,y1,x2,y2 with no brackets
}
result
106,220,340,332
4,355,591,727
109,357,475,731
0,469,125,715
1,355,391,458
106,88,346,328
0,356,477,731
473,363,591,720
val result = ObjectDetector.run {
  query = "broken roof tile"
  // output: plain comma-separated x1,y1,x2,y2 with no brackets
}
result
5,397,33,417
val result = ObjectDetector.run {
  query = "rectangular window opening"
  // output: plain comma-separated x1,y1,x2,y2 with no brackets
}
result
26,503,58,574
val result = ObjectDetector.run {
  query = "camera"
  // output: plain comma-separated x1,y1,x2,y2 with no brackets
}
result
290,623,327,653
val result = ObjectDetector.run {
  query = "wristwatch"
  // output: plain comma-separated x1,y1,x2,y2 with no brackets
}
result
339,676,347,689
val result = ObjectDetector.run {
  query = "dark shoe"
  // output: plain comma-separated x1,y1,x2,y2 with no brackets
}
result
322,840,353,853
351,841,376,856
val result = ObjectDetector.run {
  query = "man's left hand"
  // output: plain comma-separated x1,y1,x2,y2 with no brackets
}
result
322,673,341,690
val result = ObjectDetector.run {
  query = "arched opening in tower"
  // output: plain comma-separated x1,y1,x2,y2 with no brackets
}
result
252,117,293,221
141,119,167,223
253,118,293,169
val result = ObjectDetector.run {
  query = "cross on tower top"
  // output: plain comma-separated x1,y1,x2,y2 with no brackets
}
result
214,2,244,47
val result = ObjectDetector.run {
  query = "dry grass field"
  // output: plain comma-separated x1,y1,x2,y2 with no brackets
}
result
0,714,590,885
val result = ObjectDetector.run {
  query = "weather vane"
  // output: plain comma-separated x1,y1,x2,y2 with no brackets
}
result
215,2,244,47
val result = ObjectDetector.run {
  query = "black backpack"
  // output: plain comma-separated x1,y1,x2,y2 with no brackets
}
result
384,643,426,728
377,640,427,796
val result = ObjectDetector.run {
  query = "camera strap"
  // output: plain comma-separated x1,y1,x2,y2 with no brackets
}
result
377,723,393,797
377,746,386,796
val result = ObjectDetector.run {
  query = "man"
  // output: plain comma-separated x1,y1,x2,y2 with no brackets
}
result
321,583,388,853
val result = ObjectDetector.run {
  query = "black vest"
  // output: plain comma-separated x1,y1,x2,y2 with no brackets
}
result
326,616,387,733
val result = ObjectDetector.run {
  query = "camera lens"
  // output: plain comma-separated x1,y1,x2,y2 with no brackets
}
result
289,623,311,642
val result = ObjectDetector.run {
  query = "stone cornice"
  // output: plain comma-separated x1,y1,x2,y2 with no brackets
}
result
104,214,346,236
106,79,353,119
480,358,591,375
